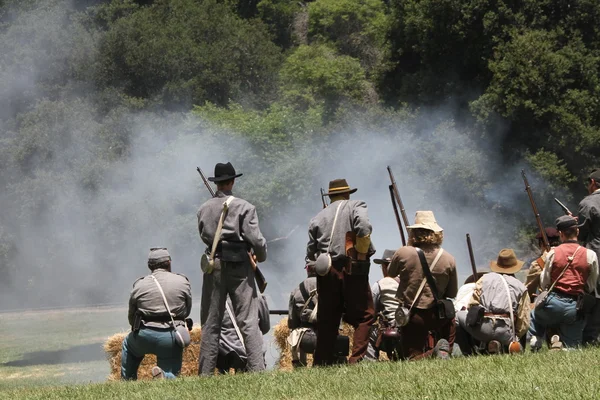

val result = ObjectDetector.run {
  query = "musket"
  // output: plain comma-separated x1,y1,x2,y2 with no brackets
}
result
196,166,268,293
389,185,406,246
554,197,572,215
466,234,478,281
387,166,409,227
196,167,215,197
320,188,328,208
268,309,288,315
521,170,550,252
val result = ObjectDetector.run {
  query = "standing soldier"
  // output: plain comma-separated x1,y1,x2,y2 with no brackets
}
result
197,162,267,375
306,178,375,365
389,211,458,360
529,215,599,350
122,248,192,380
578,169,600,345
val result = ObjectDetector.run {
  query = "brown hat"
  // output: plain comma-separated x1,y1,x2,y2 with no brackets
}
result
325,178,357,196
407,211,443,232
489,248,524,274
537,227,559,240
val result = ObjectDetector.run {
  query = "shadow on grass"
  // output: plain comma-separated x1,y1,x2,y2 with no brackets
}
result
2,343,105,367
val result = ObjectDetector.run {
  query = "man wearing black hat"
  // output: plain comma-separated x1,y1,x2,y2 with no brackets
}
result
306,178,375,365
122,248,192,380
365,249,400,361
578,168,600,344
529,215,599,350
197,162,268,375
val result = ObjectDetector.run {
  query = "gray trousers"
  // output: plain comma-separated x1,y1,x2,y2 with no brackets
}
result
198,259,265,375
457,309,514,346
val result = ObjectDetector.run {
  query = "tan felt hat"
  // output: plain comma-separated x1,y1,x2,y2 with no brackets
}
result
489,248,524,274
407,211,443,233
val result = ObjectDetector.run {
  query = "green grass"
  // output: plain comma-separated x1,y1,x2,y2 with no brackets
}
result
2,348,600,399
0,307,130,389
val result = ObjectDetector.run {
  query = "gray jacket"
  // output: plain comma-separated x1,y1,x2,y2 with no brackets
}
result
579,190,600,260
288,276,317,329
197,190,267,262
128,268,192,329
306,199,374,262
219,295,270,358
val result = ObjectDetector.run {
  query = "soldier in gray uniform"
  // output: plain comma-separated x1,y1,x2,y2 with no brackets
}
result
579,169,600,345
197,162,268,375
306,178,375,365
217,294,270,374
121,248,192,380
287,263,318,367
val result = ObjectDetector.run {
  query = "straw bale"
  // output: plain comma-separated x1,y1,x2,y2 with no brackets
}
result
104,326,202,380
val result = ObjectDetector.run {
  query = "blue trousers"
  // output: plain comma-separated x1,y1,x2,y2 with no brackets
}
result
529,292,585,348
121,327,183,380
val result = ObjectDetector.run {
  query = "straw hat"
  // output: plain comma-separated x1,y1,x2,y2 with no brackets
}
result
407,211,443,232
489,248,524,274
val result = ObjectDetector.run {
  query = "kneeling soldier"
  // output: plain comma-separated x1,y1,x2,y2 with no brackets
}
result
121,248,192,379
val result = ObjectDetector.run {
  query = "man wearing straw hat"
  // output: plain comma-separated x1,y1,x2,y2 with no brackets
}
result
365,249,400,361
457,249,530,354
306,178,376,365
122,248,192,380
389,211,458,360
197,162,268,375
529,215,599,350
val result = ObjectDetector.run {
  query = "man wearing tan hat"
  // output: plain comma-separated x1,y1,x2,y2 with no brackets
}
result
529,215,599,350
457,249,530,354
389,211,458,360
306,178,375,365
197,162,268,375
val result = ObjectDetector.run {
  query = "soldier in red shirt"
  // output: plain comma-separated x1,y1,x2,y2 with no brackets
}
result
529,215,599,349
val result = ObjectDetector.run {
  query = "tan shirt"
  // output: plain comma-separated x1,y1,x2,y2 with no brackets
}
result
389,245,458,310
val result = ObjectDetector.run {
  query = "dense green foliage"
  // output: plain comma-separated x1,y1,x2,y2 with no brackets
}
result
1,0,599,307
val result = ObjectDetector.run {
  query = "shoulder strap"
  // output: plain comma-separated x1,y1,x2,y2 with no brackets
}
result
548,246,582,293
298,281,310,302
499,274,517,341
326,200,346,253
415,247,444,301
209,196,235,260
225,300,246,351
149,275,185,345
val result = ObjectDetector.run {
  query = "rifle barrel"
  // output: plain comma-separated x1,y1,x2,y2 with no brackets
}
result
554,197,572,215
387,166,410,227
269,310,288,315
522,170,550,252
196,167,215,197
320,188,327,208
466,234,478,280
389,185,406,246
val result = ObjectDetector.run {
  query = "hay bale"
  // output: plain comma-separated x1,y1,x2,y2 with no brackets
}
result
104,326,202,380
273,317,369,369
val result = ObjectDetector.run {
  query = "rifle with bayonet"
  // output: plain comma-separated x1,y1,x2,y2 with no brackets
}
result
320,188,328,208
387,166,409,244
521,170,550,252
554,197,572,216
196,166,268,293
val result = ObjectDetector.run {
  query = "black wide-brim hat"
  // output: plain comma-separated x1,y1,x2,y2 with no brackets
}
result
325,178,357,196
373,249,396,264
208,162,243,182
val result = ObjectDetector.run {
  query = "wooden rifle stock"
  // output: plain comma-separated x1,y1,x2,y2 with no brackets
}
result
521,170,550,252
197,166,268,293
466,234,478,281
389,185,406,246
